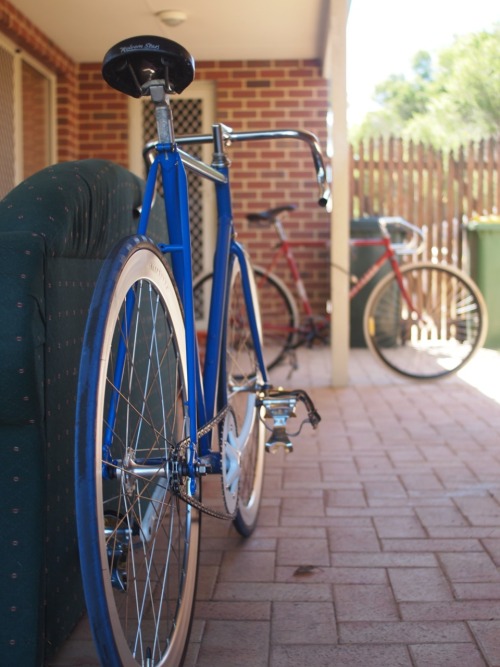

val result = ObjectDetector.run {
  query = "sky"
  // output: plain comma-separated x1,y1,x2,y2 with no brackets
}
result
346,0,499,125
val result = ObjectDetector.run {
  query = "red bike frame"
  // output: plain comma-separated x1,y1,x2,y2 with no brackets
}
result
262,233,416,316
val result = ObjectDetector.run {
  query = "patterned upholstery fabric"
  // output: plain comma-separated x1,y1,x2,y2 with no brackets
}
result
0,159,165,665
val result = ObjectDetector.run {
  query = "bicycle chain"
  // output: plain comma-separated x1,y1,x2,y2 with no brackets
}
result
174,404,237,521
177,486,236,521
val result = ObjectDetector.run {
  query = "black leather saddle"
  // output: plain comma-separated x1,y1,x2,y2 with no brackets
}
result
102,35,195,98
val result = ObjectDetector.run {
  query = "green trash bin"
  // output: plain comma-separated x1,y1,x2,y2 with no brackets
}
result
466,218,500,349
349,217,405,347
350,217,390,347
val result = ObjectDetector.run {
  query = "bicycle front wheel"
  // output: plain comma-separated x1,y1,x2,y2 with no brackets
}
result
75,236,200,667
364,261,487,380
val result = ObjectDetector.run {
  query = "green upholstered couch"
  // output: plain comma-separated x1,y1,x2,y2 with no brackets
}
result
0,159,165,666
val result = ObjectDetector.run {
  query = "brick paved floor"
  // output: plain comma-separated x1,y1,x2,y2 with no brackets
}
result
50,347,500,667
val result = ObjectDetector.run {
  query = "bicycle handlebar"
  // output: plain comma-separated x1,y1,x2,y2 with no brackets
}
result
378,216,425,256
143,127,331,208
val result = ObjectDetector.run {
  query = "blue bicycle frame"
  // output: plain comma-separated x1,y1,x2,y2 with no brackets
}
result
104,123,268,489
103,107,332,489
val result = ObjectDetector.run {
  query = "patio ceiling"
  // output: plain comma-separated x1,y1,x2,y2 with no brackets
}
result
9,0,330,64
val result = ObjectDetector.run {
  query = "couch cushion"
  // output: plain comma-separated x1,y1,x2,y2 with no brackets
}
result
0,159,153,257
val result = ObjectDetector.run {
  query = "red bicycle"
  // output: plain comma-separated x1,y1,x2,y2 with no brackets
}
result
219,204,488,380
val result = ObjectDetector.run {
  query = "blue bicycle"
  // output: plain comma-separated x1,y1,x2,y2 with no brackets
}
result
75,35,329,667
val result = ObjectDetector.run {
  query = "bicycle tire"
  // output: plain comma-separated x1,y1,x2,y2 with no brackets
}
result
363,261,487,380
75,236,200,667
194,267,299,372
225,254,267,536
193,255,266,535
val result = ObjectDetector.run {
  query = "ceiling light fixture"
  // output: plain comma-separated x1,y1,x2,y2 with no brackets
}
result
156,10,187,27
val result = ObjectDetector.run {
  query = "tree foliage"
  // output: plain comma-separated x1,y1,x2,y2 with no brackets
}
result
349,24,500,149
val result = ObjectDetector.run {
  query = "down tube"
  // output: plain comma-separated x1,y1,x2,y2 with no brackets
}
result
232,241,269,386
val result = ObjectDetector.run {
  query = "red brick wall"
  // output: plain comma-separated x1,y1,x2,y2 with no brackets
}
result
78,63,129,164
196,60,331,313
0,0,331,312
57,70,80,161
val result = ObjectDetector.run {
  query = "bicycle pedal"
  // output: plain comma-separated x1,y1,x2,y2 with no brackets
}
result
259,391,298,454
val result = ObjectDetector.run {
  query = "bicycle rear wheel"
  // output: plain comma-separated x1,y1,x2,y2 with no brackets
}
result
194,255,266,536
75,236,199,667
364,261,487,380
224,255,267,536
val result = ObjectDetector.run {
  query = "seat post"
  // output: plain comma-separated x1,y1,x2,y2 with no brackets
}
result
149,83,175,144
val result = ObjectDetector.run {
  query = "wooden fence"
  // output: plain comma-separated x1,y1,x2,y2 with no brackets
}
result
350,137,499,268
